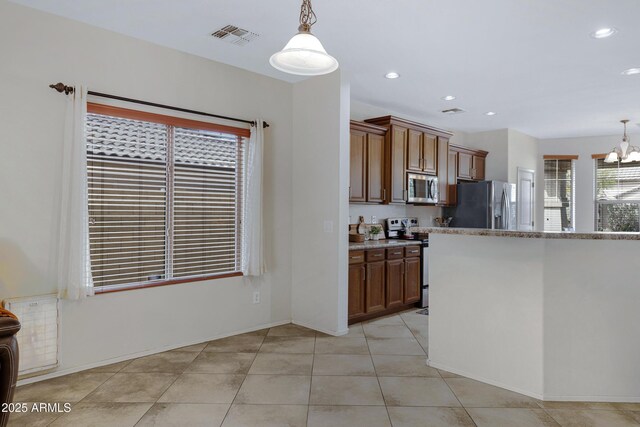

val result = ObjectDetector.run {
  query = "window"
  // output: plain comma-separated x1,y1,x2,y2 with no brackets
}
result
595,158,640,232
86,103,249,290
543,159,575,231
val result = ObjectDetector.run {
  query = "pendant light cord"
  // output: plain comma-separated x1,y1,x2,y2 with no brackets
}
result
299,0,317,31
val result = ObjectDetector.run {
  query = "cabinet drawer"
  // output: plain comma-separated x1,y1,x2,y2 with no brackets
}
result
349,251,365,264
366,249,385,261
405,246,421,257
386,248,404,260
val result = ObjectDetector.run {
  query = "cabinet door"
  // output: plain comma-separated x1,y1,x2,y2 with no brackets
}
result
349,130,367,202
423,134,438,175
385,259,404,308
448,150,458,206
389,126,407,203
407,129,423,172
366,261,386,313
458,152,473,180
348,264,366,320
472,155,486,181
404,257,421,304
437,137,449,206
367,133,385,203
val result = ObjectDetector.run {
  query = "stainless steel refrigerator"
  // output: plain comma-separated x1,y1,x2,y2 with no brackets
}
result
444,181,517,229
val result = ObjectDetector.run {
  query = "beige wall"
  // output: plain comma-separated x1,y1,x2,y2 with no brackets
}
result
0,1,294,375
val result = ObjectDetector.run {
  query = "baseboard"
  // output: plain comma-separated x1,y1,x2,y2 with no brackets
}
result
17,319,291,386
291,319,348,337
427,359,544,401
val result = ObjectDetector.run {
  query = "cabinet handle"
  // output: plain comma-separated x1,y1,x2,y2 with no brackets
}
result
383,189,386,200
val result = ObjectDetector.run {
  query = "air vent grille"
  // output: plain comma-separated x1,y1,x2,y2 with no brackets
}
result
442,108,466,115
211,25,259,46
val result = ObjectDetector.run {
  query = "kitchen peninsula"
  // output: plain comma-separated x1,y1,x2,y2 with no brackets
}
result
421,227,640,402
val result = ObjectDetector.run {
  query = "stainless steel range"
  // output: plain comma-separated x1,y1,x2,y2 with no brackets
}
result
385,217,429,309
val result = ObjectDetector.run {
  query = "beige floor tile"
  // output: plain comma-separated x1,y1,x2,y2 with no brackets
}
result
537,401,619,410
412,332,429,350
85,360,132,373
367,338,425,355
267,323,317,337
259,336,315,353
186,352,256,374
387,407,475,427
158,374,244,404
615,403,640,411
545,409,640,427
309,376,384,406
121,351,198,373
626,411,640,423
314,337,369,354
307,405,391,427
49,402,152,427
204,335,265,353
444,378,540,408
136,403,230,427
83,373,177,403
248,353,313,375
379,377,461,407
437,369,462,378
237,328,269,337
222,404,308,427
14,372,113,403
365,315,405,326
468,408,560,427
312,354,376,376
170,342,208,353
6,403,64,426
363,324,415,339
234,375,311,405
344,323,365,337
372,355,439,377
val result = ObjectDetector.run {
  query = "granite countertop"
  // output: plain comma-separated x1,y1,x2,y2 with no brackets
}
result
410,226,640,241
348,239,422,250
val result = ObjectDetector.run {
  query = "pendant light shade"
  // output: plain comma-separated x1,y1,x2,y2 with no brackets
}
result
604,120,640,163
270,0,339,76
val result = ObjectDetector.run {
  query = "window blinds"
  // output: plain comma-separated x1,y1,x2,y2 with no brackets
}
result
595,159,640,202
543,159,574,232
86,110,244,289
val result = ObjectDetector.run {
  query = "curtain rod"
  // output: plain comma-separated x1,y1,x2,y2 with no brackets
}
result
49,83,270,129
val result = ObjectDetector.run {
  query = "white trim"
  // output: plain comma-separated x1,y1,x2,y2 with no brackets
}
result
292,319,348,337
517,167,536,231
17,319,290,386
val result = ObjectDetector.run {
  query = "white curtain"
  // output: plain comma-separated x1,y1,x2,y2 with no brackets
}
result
242,120,266,276
57,85,94,299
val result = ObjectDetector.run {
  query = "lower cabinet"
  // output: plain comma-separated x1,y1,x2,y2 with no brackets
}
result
365,261,386,313
385,259,404,308
348,246,422,323
404,257,421,304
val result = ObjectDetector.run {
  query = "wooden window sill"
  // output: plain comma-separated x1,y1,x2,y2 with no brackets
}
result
94,272,244,295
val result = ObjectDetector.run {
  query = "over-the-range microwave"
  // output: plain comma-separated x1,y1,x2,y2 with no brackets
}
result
407,173,438,204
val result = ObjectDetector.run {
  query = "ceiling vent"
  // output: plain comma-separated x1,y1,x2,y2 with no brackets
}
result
211,25,259,46
441,108,466,115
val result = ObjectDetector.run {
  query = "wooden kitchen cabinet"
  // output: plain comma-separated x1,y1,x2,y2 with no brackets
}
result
407,129,422,172
458,151,473,180
423,134,437,175
385,259,404,308
437,137,450,206
366,261,386,313
472,155,486,181
404,257,421,304
450,145,488,183
349,121,388,204
406,131,437,175
447,149,458,205
389,125,408,203
348,263,366,320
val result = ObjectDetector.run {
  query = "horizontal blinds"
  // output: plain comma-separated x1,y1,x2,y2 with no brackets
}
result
543,159,573,232
87,114,168,287
86,109,245,288
172,127,242,278
543,155,579,160
595,159,640,202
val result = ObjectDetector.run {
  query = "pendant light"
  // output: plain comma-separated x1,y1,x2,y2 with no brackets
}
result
604,120,640,163
269,0,339,76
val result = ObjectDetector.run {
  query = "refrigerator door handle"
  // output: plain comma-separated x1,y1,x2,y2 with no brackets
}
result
503,188,510,230
500,189,508,230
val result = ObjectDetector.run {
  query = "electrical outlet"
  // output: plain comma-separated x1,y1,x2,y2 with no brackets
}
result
253,291,260,304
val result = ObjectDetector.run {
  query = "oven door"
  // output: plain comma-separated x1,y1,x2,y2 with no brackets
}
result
407,173,438,204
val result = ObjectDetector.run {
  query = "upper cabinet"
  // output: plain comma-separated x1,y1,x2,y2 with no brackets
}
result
450,144,488,182
364,116,453,204
436,137,450,206
349,121,388,204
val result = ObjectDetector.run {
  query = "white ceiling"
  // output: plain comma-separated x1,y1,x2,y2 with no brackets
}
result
12,0,640,138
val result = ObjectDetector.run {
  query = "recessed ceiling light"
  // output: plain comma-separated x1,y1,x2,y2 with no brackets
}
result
485,111,497,116
385,72,400,79
441,95,456,101
590,27,617,39
622,68,640,76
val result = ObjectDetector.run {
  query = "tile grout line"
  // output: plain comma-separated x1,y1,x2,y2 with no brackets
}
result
362,318,395,427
